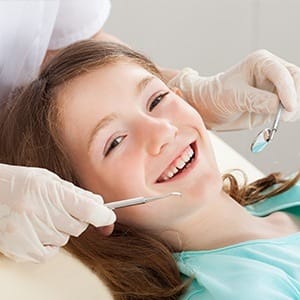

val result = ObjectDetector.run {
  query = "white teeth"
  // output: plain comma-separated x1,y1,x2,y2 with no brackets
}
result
172,167,178,174
158,145,195,183
176,159,186,169
182,153,190,162
167,171,174,178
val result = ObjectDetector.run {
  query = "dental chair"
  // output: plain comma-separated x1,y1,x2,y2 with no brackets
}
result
0,133,263,300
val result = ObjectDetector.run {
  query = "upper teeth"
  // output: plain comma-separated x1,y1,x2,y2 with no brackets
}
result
159,145,194,182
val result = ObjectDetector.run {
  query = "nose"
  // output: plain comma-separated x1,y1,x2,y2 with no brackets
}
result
136,116,178,155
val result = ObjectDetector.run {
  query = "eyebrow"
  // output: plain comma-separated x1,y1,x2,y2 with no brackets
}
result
88,113,117,151
88,75,156,151
137,75,156,94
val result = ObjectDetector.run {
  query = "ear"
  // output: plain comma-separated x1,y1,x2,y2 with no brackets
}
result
171,87,184,98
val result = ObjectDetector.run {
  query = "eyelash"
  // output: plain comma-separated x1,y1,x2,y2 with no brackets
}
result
104,91,170,156
105,136,125,156
149,91,169,112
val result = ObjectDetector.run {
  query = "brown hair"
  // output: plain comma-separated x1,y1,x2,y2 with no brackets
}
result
0,40,299,299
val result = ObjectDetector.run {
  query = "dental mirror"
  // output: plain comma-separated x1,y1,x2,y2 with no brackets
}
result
251,103,283,153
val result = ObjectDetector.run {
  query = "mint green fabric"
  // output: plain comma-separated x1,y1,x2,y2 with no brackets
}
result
176,181,300,299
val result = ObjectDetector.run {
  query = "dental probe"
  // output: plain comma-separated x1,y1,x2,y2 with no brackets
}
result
105,192,182,210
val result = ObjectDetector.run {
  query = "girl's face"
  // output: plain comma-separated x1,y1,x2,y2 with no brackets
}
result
57,61,222,232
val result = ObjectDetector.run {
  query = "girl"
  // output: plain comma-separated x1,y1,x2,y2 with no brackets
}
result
1,40,299,300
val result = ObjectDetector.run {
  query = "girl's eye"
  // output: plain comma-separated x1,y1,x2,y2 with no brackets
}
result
105,136,125,156
149,91,169,112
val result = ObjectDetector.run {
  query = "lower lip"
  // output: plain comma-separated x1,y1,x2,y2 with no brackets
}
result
156,142,198,184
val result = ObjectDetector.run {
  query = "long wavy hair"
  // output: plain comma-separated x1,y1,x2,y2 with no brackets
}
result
0,40,299,300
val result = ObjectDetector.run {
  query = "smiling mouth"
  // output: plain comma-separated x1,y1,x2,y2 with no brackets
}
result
156,142,197,183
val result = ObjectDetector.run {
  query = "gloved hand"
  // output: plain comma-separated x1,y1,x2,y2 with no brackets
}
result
0,163,116,263
168,49,300,131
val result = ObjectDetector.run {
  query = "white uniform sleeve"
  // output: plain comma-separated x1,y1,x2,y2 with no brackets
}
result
0,0,111,103
0,1,59,102
48,0,111,50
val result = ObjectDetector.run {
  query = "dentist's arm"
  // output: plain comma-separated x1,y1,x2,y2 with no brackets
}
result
0,163,116,263
167,49,300,130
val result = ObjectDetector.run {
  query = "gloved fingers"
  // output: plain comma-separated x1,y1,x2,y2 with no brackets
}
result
248,51,300,120
241,86,280,114
277,58,300,94
29,213,71,246
281,63,300,121
0,244,57,263
52,214,89,238
248,112,274,129
20,245,60,263
260,58,300,121
44,210,89,238
34,166,62,180
53,179,116,228
0,214,59,263
14,167,116,230
32,189,91,237
32,245,60,263
243,86,297,122
259,54,297,111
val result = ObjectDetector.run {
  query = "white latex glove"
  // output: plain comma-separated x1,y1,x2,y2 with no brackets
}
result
168,49,300,131
0,163,116,263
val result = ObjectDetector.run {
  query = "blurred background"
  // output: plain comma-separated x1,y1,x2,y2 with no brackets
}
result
104,0,300,175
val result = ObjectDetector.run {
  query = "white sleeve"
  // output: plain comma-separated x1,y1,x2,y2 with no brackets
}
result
0,1,59,102
48,0,111,50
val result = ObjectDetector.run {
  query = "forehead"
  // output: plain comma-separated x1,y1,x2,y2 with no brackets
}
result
60,61,153,104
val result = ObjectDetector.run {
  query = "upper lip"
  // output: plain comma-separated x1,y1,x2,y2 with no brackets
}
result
155,140,196,183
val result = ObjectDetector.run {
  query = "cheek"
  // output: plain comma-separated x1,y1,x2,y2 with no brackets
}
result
116,203,168,231
98,158,147,203
116,206,144,225
169,97,205,126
